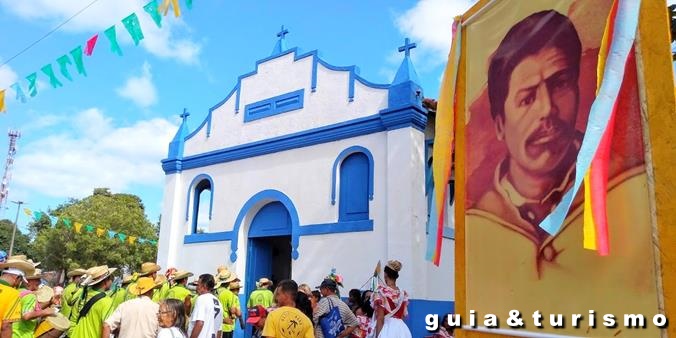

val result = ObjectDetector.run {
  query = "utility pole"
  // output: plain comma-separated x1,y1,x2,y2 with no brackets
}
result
9,200,24,256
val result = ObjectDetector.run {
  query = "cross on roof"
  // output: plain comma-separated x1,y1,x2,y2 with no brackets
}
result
180,108,190,122
398,38,416,57
277,25,289,39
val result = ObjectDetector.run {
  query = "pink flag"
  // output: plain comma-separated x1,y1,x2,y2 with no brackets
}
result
85,34,99,56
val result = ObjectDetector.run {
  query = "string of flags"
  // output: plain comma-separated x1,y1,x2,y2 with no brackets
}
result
0,0,193,113
23,208,158,247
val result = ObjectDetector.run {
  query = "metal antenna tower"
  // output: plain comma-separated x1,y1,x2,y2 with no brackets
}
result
0,130,20,211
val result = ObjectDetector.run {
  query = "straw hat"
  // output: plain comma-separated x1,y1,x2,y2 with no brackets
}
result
129,277,162,296
67,268,87,278
215,269,232,282
33,313,70,336
155,275,167,286
36,285,54,303
256,278,272,288
172,270,193,281
26,268,44,280
138,262,161,276
0,256,36,276
121,275,134,285
229,281,241,291
83,265,117,286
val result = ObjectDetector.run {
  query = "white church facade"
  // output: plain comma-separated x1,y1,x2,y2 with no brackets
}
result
157,29,454,337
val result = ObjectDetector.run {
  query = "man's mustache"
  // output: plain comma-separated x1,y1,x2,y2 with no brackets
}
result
526,118,573,144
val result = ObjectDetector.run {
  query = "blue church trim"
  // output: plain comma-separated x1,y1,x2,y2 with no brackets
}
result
297,220,373,236
244,89,304,122
330,146,374,205
185,174,214,223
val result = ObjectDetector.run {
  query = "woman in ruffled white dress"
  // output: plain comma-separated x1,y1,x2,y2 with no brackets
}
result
370,260,412,338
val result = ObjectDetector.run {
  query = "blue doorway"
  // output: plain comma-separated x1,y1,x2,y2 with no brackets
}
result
242,202,292,338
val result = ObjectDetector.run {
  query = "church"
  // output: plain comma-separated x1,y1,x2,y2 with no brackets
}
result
156,27,454,337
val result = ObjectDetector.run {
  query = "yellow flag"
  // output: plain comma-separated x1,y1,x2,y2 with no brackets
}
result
159,0,181,17
23,208,33,216
74,222,83,234
96,227,106,237
0,89,5,113
128,236,137,244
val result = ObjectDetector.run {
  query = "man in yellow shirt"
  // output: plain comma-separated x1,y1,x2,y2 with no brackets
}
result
0,256,35,338
61,268,86,320
248,278,274,308
262,280,313,338
71,265,116,338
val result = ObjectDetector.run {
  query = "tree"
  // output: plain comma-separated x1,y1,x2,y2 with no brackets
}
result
30,188,158,273
0,219,33,257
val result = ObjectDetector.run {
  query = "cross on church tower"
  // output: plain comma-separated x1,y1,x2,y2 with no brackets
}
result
277,25,289,39
398,38,416,57
180,108,190,122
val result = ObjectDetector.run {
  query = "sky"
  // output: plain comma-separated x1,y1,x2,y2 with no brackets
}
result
0,0,478,233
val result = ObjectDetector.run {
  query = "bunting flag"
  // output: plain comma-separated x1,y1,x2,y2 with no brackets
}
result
85,224,95,233
149,240,157,245
96,227,106,237
0,90,5,113
70,46,87,76
26,73,38,97
128,236,137,244
10,83,26,103
85,34,98,56
117,233,127,242
582,0,619,256
63,218,73,229
144,0,163,28
122,13,145,46
33,211,43,221
49,216,59,226
159,0,181,17
74,222,83,234
184,0,192,10
56,55,73,81
538,0,641,236
426,17,462,265
138,238,146,244
104,26,123,56
108,230,117,239
41,64,63,88
23,208,32,217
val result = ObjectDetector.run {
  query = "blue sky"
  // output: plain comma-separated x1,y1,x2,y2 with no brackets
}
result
0,0,477,233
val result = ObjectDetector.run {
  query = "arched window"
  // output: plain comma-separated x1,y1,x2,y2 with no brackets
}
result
339,152,370,221
188,176,213,234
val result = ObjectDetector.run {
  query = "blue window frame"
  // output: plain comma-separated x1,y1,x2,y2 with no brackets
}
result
338,152,370,221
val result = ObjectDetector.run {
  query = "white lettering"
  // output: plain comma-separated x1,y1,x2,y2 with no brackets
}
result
470,310,477,327
447,314,462,327
589,310,595,327
532,310,543,327
603,314,615,327
550,314,564,327
572,314,582,328
624,314,645,328
484,314,498,327
653,314,668,328
425,314,438,331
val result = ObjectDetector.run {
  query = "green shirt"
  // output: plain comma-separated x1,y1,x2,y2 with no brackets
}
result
61,282,79,320
247,288,273,308
70,289,114,338
11,291,37,338
66,288,84,336
217,287,236,332
109,286,128,312
224,292,241,333
124,283,138,301
152,282,170,303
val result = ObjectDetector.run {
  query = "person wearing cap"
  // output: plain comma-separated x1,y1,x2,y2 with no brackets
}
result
12,269,57,338
62,268,86,320
109,275,133,312
313,278,358,338
0,256,35,338
247,277,274,309
222,281,244,337
261,279,313,338
102,277,161,338
246,305,268,338
188,274,222,338
165,270,194,316
70,265,116,338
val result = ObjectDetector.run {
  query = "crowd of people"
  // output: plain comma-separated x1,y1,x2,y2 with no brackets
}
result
0,253,421,338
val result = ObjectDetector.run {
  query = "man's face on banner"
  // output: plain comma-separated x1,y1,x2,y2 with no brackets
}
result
495,47,579,175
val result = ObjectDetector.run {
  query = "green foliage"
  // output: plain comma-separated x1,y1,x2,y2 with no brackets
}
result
0,219,33,257
30,188,158,272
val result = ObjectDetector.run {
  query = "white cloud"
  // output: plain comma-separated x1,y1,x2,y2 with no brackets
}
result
12,108,178,199
116,62,158,108
0,64,18,89
1,0,201,65
395,0,476,66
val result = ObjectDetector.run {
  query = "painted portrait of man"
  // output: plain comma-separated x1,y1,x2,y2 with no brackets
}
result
463,1,660,337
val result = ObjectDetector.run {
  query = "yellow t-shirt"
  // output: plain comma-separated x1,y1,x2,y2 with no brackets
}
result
0,281,21,329
262,306,314,338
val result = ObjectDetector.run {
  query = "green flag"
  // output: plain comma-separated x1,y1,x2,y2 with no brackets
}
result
10,83,26,103
104,25,123,56
185,0,192,10
69,46,87,76
143,0,162,28
26,73,38,97
41,64,63,88
85,224,95,232
56,55,73,81
122,13,144,46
